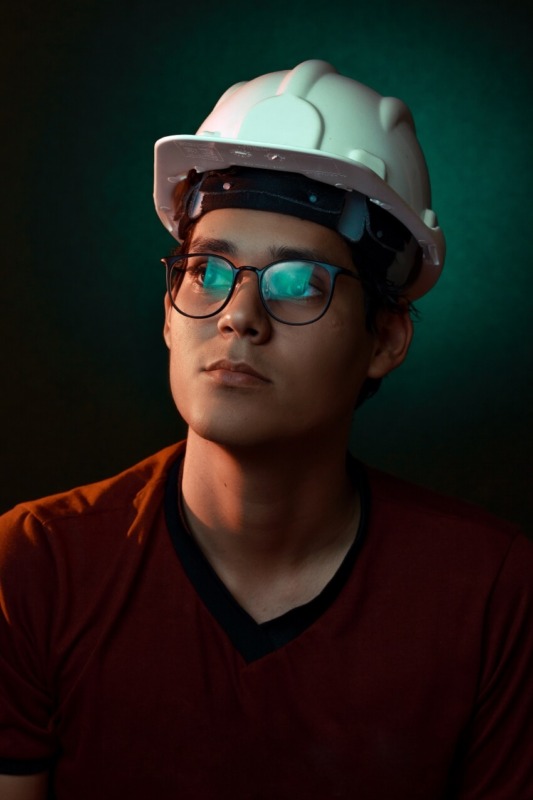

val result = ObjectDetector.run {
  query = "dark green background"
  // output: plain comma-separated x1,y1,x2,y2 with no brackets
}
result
2,0,532,532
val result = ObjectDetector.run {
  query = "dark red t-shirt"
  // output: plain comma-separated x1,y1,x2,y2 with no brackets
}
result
1,442,532,798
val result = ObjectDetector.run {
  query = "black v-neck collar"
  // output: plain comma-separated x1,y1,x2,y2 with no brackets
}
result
164,453,370,663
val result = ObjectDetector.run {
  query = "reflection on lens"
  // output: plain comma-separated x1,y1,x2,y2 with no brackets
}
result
264,264,313,299
175,256,233,316
263,262,330,323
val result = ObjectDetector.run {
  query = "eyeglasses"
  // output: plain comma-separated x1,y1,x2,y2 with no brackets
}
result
161,253,359,326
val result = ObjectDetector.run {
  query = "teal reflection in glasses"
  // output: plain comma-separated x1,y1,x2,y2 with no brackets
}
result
197,256,234,295
162,253,359,326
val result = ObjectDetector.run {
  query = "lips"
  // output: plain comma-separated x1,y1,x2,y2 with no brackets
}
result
204,359,270,384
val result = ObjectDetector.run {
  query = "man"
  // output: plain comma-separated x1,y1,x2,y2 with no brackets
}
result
1,60,531,799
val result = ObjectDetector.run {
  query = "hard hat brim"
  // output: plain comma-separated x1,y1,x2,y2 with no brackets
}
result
154,134,445,300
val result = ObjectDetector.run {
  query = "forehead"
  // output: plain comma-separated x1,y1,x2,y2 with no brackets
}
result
189,207,356,270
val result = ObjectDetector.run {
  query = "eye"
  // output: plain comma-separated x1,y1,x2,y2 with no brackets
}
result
186,256,233,294
264,262,327,301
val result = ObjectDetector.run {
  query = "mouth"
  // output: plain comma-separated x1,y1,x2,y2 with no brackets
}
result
203,359,270,386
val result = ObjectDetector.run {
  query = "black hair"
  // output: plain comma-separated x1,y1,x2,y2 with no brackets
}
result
347,213,420,406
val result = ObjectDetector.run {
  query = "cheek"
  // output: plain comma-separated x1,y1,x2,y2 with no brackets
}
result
167,314,210,358
165,321,208,427
323,297,374,369
165,319,202,395
290,313,375,408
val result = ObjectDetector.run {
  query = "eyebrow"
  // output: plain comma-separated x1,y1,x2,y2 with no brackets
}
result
189,236,334,264
189,237,239,256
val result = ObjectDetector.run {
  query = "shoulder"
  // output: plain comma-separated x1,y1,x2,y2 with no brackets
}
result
364,465,532,589
0,442,186,638
0,441,185,554
361,466,533,688
367,465,525,543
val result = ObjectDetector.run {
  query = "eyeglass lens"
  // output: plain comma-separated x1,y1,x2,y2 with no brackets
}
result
168,255,335,324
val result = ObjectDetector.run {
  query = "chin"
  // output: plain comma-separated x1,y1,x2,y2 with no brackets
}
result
176,391,353,452
184,410,346,455
179,403,265,448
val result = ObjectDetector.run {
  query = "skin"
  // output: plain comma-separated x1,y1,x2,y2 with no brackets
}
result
0,773,48,800
164,208,413,622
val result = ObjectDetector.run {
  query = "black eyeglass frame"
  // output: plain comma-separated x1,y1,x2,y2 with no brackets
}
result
161,253,359,326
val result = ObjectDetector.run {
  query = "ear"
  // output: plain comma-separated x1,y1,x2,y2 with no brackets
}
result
366,306,414,379
163,292,172,349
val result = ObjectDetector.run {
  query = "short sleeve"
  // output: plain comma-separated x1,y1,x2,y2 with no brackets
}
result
0,505,59,774
451,533,533,798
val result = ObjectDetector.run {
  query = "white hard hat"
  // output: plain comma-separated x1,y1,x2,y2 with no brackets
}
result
154,60,445,298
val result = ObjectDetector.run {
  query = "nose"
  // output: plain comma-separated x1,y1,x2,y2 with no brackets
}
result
216,270,272,342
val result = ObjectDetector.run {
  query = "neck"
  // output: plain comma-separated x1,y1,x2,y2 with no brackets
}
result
181,428,359,572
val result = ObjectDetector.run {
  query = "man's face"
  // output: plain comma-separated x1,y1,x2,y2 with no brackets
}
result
163,207,405,450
